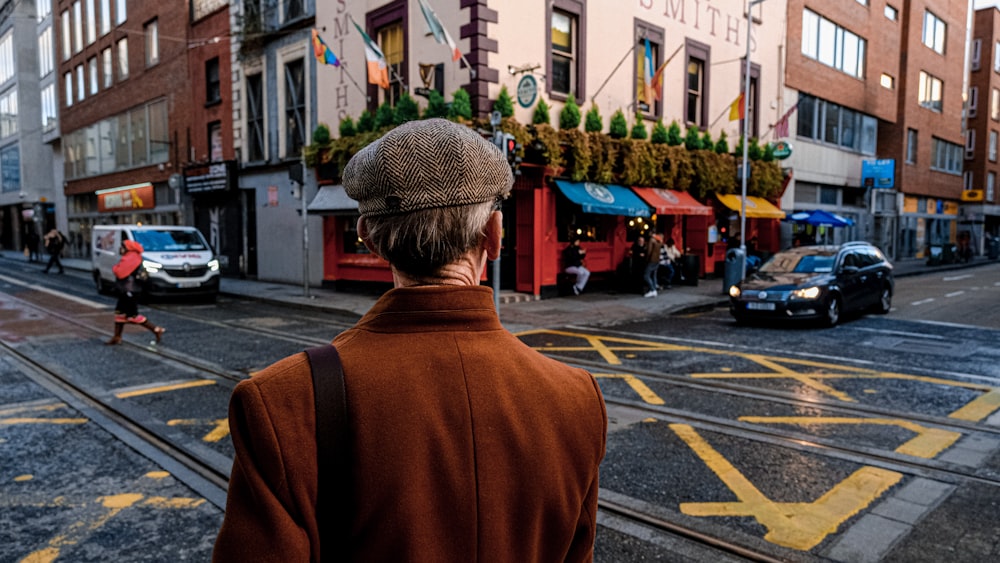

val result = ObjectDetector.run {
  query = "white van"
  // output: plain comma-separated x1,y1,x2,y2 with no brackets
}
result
92,225,220,299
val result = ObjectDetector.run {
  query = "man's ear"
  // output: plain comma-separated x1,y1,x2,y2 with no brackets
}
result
357,217,381,258
484,210,502,261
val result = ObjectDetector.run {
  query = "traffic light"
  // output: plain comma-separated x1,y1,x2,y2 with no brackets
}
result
499,132,522,176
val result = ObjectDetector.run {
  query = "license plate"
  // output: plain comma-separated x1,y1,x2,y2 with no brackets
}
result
177,281,200,288
746,302,776,311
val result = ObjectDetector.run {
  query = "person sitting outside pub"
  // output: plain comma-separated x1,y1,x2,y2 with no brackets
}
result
213,118,608,562
562,235,590,295
659,237,682,289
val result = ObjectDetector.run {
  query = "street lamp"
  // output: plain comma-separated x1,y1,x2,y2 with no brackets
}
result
740,0,767,278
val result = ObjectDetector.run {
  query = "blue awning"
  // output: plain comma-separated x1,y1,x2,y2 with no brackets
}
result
554,180,651,217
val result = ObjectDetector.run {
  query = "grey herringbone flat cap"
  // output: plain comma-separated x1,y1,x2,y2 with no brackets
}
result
343,118,513,217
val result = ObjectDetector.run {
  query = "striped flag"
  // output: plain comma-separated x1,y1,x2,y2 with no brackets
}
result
352,20,390,89
728,93,745,121
641,38,656,104
311,29,340,67
773,101,799,139
418,0,462,62
650,59,668,102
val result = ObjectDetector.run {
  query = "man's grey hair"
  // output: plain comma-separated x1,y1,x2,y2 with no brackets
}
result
363,200,496,277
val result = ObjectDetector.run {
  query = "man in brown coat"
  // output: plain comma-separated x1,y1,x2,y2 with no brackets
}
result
214,118,607,562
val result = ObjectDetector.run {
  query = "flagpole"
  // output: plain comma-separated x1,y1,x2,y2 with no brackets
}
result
339,63,371,102
740,0,767,280
591,44,636,103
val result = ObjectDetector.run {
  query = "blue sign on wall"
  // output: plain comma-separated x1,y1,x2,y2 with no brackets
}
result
861,159,895,189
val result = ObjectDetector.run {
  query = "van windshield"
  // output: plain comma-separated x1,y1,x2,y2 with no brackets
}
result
133,230,208,252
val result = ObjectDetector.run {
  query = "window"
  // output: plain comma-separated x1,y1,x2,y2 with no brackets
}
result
38,27,53,77
931,137,962,174
966,129,975,159
994,88,1000,120
117,38,128,80
377,22,404,106
283,58,306,158
76,64,84,102
115,0,125,25
794,94,877,155
37,0,52,20
991,131,998,162
906,128,917,163
970,86,978,118
880,73,894,89
205,57,220,104
0,33,12,84
41,84,56,129
922,10,946,54
801,9,866,79
246,73,265,162
130,106,147,167
1,146,20,193
972,39,981,71
884,5,898,21
918,71,942,112
551,10,576,97
73,1,82,53
99,0,110,35
144,19,158,66
99,117,115,172
964,170,973,190
209,121,222,161
989,172,996,201
635,22,663,117
284,0,303,22
61,11,70,60
88,56,97,94
101,47,111,88
685,40,709,127
64,71,73,106
995,42,1000,72
148,99,168,164
85,0,96,44
0,91,18,137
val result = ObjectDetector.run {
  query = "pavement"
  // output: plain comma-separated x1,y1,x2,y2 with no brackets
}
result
22,250,994,332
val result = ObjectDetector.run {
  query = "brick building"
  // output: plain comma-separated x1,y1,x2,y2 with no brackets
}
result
965,6,1000,253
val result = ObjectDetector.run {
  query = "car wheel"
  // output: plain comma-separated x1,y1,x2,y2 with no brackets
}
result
823,295,841,327
875,285,892,314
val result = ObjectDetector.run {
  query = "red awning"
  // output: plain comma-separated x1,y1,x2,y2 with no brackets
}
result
631,188,713,216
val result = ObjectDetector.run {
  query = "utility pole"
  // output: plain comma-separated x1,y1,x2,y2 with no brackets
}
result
740,0,768,278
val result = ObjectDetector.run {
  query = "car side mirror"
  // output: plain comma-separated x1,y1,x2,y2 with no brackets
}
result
841,265,859,274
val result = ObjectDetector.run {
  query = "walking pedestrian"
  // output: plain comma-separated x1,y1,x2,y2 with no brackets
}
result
24,229,40,262
214,118,607,562
643,234,663,297
42,229,65,274
562,235,590,295
105,240,164,345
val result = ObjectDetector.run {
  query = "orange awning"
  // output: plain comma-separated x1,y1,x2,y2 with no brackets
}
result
631,187,713,216
716,194,786,219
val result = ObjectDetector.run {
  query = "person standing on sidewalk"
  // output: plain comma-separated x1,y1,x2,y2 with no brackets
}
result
42,229,65,274
214,118,607,562
105,240,164,345
643,234,663,297
562,235,590,295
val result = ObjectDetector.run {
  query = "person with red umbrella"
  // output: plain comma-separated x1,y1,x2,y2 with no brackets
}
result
106,239,165,345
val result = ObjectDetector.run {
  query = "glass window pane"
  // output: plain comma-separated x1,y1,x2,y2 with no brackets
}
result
552,11,571,52
148,100,168,163
552,55,571,95
99,117,115,173
818,18,836,67
824,104,840,144
801,10,818,59
131,106,147,166
797,95,815,138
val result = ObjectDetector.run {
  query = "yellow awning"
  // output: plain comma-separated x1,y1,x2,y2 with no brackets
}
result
716,194,786,219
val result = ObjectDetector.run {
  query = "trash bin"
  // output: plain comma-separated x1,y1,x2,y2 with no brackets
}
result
989,238,1000,260
723,248,746,294
680,254,699,286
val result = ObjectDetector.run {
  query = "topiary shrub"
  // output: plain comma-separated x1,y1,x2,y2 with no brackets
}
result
312,123,331,144
666,120,683,146
424,90,449,119
684,126,701,151
714,131,730,154
338,118,355,138
630,114,648,140
494,85,515,118
651,120,668,144
357,109,375,133
393,93,420,125
533,98,551,125
449,88,473,121
609,109,628,139
375,102,395,129
700,131,714,151
559,95,581,130
585,104,603,132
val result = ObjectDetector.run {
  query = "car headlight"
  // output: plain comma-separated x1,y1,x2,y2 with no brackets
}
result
791,286,821,299
728,285,741,298
208,259,220,271
142,259,163,273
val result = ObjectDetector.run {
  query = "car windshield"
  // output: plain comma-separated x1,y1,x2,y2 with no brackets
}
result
759,249,837,274
133,230,208,252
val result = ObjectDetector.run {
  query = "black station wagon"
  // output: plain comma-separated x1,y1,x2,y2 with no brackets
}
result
728,241,894,327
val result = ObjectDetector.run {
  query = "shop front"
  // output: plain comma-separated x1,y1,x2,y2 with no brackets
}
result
185,161,252,278
631,188,713,277
308,184,391,290
714,194,786,270
898,196,959,260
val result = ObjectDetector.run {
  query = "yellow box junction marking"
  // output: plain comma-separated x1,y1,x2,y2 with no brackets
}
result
518,329,1000,421
738,417,961,459
114,379,216,399
18,475,206,563
0,403,87,427
594,374,665,405
167,418,230,442
671,423,902,551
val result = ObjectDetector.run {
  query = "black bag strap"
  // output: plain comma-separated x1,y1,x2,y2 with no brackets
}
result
304,344,349,558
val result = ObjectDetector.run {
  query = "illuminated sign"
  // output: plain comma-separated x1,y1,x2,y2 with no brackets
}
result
97,183,155,213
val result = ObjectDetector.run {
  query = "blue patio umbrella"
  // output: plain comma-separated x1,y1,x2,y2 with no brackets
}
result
785,209,855,227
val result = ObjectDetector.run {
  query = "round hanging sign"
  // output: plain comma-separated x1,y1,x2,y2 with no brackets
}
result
517,75,538,108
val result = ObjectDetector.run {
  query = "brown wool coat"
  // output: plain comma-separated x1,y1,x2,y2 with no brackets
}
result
213,286,607,562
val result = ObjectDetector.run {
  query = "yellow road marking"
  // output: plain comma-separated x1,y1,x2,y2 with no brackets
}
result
115,379,216,399
672,423,902,551
167,418,230,442
948,388,1000,422
594,374,665,405
1,418,87,425
738,416,961,459
0,403,65,417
